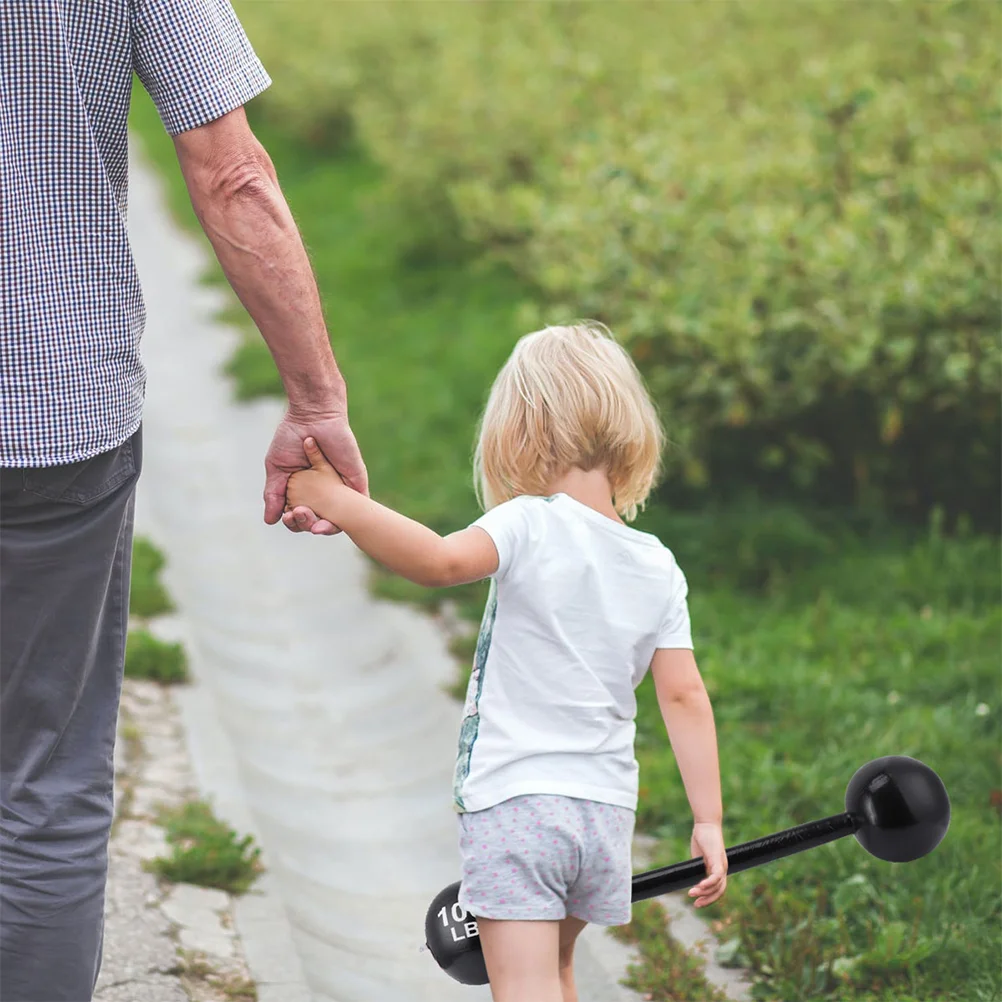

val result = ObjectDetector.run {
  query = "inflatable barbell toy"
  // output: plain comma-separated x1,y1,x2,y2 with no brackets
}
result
424,755,950,985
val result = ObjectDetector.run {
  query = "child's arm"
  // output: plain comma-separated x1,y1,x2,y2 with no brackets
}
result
651,647,727,906
286,438,499,588
651,648,722,823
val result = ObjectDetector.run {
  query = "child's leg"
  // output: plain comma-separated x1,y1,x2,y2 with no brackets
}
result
478,918,563,1002
557,916,588,1002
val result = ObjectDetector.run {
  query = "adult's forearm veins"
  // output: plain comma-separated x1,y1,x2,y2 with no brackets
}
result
193,159,342,411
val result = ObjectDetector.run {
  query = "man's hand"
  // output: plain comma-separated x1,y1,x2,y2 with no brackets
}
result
264,410,368,534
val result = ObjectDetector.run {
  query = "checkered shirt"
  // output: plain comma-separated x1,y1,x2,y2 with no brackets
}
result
0,0,271,467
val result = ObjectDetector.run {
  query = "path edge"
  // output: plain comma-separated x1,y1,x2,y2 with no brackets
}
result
174,680,313,1002
135,509,314,1002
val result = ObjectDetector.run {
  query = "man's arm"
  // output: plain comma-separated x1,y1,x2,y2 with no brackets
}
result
172,107,367,527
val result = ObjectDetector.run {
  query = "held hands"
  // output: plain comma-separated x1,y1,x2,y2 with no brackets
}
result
284,437,350,526
688,822,728,907
263,409,367,535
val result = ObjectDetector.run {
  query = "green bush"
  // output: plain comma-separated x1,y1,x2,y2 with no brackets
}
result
125,629,189,684
483,2,1001,524
236,0,1000,525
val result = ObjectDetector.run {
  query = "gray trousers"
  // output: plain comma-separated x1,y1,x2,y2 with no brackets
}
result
0,428,141,1002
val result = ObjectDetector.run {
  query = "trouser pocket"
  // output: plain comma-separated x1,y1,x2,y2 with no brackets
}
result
20,427,141,505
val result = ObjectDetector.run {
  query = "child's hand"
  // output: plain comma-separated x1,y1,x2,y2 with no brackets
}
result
283,504,331,535
688,822,728,907
285,438,347,522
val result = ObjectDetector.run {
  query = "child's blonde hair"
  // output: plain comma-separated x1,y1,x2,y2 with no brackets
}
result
473,321,664,522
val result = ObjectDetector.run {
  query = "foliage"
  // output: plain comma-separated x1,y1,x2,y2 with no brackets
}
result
131,536,174,619
236,0,1001,525
150,800,263,895
125,628,189,685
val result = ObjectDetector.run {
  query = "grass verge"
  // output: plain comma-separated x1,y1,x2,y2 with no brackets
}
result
610,900,730,1001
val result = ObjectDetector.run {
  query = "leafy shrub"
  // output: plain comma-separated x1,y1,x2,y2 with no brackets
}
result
235,2,393,154
236,0,1001,525
125,629,188,684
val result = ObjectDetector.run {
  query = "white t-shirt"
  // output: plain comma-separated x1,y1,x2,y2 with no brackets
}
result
452,493,693,814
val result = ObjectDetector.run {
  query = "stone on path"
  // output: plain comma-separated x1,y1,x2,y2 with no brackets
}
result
161,885,236,959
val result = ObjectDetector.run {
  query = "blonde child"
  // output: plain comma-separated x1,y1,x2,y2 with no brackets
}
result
285,322,727,1002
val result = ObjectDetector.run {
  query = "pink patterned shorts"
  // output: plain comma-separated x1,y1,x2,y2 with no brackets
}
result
456,794,635,926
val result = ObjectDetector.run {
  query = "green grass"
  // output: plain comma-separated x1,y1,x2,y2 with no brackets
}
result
610,899,731,1001
149,800,263,895
129,84,1001,1001
125,629,189,685
128,536,186,683
131,536,175,618
632,553,1000,1001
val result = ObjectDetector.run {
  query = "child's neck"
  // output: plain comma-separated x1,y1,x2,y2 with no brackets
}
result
547,467,624,524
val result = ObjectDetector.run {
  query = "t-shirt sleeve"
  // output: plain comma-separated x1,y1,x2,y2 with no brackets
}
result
132,0,272,136
471,499,530,580
656,562,694,650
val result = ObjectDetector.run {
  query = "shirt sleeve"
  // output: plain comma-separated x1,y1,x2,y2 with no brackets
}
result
656,562,694,650
471,499,530,580
132,0,272,136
